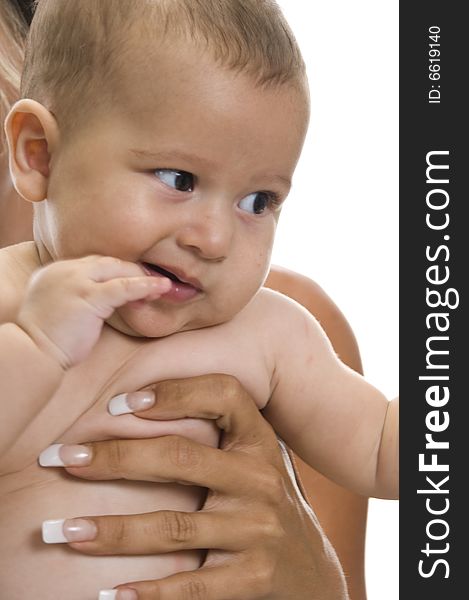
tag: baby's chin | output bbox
[106,301,216,339]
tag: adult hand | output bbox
[58,375,349,600]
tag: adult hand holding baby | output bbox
[42,374,348,600]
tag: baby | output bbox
[0,1,398,598]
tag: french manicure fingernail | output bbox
[42,518,97,543]
[99,589,138,600]
[39,444,92,467]
[99,591,117,600]
[108,391,155,416]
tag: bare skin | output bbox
[0,16,370,597]
[0,137,366,599]
[0,109,369,598]
[63,374,351,600]
[265,267,367,600]
[61,269,369,600]
[0,240,399,598]
[0,237,368,599]
[0,152,33,248]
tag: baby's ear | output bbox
[4,99,59,202]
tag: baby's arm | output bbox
[0,255,170,457]
[262,292,398,499]
[0,322,64,457]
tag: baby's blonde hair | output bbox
[21,0,306,133]
[0,1,28,156]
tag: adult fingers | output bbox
[111,564,268,600]
[129,375,280,453]
[64,508,266,555]
[63,436,260,496]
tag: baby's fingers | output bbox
[94,276,171,313]
[82,256,146,281]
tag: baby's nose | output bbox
[176,205,234,260]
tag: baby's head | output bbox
[6,0,310,337]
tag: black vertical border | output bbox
[400,2,466,596]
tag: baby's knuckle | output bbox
[31,261,64,287]
[95,255,119,267]
[118,277,133,294]
[78,284,94,303]
[167,436,202,470]
[160,511,197,544]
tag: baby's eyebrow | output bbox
[129,148,218,170]
[266,174,292,190]
[130,148,291,190]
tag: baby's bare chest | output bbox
[7,320,272,472]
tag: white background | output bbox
[274,2,399,599]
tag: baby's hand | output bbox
[17,256,171,369]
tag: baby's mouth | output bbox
[143,263,184,283]
[141,262,203,302]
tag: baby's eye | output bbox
[238,192,280,215]
[154,169,194,192]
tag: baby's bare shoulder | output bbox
[248,286,315,323]
[244,287,326,352]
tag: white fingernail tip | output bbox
[42,519,67,543]
[99,591,117,600]
[108,393,133,416]
[39,444,65,467]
